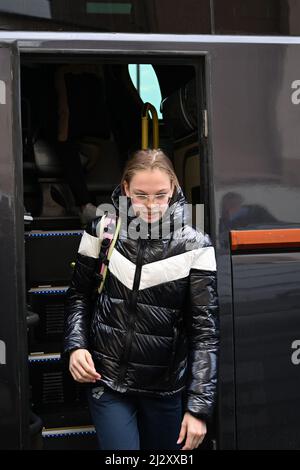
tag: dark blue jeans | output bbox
[87,384,184,450]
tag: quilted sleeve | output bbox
[63,217,102,355]
[183,233,219,422]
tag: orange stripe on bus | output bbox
[230,229,300,251]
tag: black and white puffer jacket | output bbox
[63,183,219,422]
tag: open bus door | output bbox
[0,42,29,449]
[0,36,211,450]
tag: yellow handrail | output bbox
[141,102,159,149]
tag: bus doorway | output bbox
[19,54,211,449]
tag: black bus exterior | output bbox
[0,1,300,451]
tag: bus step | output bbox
[30,215,81,231]
[42,426,97,450]
[25,230,82,287]
[27,290,68,352]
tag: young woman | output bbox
[63,148,219,451]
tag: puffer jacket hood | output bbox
[63,184,219,422]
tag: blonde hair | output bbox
[121,149,180,193]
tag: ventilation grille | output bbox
[45,302,65,336]
[42,371,64,404]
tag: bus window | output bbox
[129,64,162,119]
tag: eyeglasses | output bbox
[130,193,172,204]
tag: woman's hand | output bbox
[177,412,207,450]
[69,348,101,383]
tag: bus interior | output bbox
[21,55,212,449]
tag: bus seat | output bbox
[160,78,204,230]
[33,137,122,190]
[31,63,123,215]
[33,136,122,214]
[161,78,197,140]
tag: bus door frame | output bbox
[0,41,29,450]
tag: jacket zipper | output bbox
[117,236,147,386]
